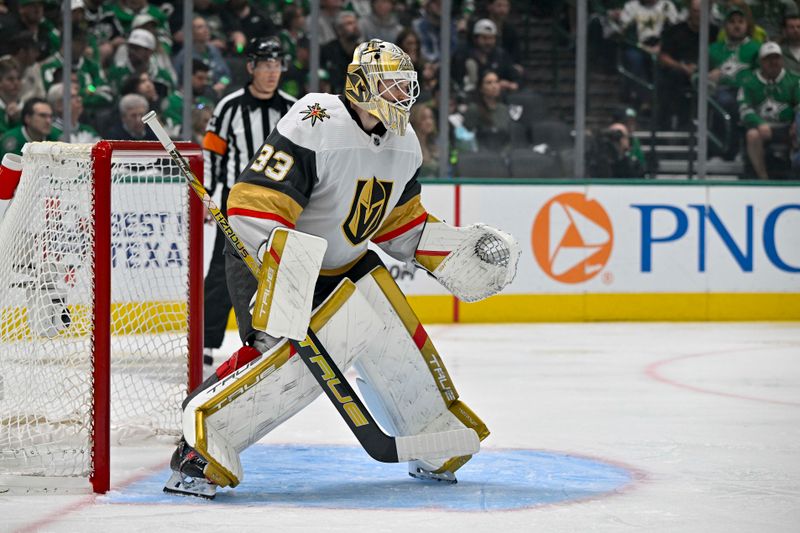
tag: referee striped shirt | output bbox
[203,84,297,191]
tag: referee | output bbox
[201,37,296,369]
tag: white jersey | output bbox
[228,92,426,271]
[620,0,680,44]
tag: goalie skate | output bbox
[408,460,457,484]
[163,439,218,499]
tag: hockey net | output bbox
[0,141,203,493]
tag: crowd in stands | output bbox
[590,0,800,178]
[0,0,532,178]
[0,0,796,179]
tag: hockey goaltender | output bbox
[163,39,520,499]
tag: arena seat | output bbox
[509,149,564,178]
[531,120,573,150]
[455,151,509,178]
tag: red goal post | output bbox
[0,141,203,494]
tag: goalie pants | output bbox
[204,187,232,349]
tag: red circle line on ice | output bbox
[532,192,613,284]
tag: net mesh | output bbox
[0,142,192,480]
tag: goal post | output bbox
[0,141,203,494]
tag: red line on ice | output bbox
[644,347,800,407]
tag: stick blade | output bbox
[394,428,480,462]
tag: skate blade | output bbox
[163,471,217,499]
[408,466,457,484]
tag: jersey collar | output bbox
[756,68,786,84]
[338,95,387,138]
[243,83,284,110]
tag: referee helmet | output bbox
[245,37,288,71]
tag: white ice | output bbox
[2,322,799,533]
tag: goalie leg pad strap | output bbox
[182,279,385,486]
[214,345,262,380]
[353,267,489,472]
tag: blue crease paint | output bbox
[105,444,633,511]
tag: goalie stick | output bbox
[142,111,479,463]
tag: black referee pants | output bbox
[203,186,233,349]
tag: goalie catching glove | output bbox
[414,220,520,302]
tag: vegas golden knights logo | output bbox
[343,177,393,245]
[345,70,369,103]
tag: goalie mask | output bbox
[345,39,420,136]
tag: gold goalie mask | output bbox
[345,39,420,136]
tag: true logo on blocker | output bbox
[532,192,613,283]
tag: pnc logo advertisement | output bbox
[532,192,613,283]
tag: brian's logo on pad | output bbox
[343,177,393,245]
[532,192,613,284]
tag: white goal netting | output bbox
[0,142,197,482]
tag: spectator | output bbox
[360,0,403,43]
[612,105,646,169]
[657,0,718,129]
[413,0,458,63]
[587,0,627,74]
[418,58,439,103]
[120,71,161,110]
[397,27,423,69]
[191,104,213,146]
[279,4,307,63]
[112,14,178,84]
[161,59,217,136]
[739,42,800,179]
[613,0,680,108]
[410,104,439,176]
[321,11,363,94]
[109,29,175,97]
[69,0,100,64]
[781,14,800,75]
[8,34,43,104]
[463,70,513,153]
[348,0,373,19]
[173,16,232,97]
[307,0,344,46]
[222,0,277,55]
[191,0,227,51]
[452,18,519,94]
[482,0,521,66]
[587,121,646,177]
[615,1,680,54]
[39,28,113,113]
[0,0,60,61]
[708,3,760,156]
[0,98,58,159]
[710,4,760,85]
[281,36,310,98]
[47,82,100,143]
[106,93,158,141]
[81,0,119,65]
[713,0,767,43]
[0,57,22,135]
[745,0,798,40]
[106,0,170,48]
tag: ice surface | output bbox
[2,322,799,533]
